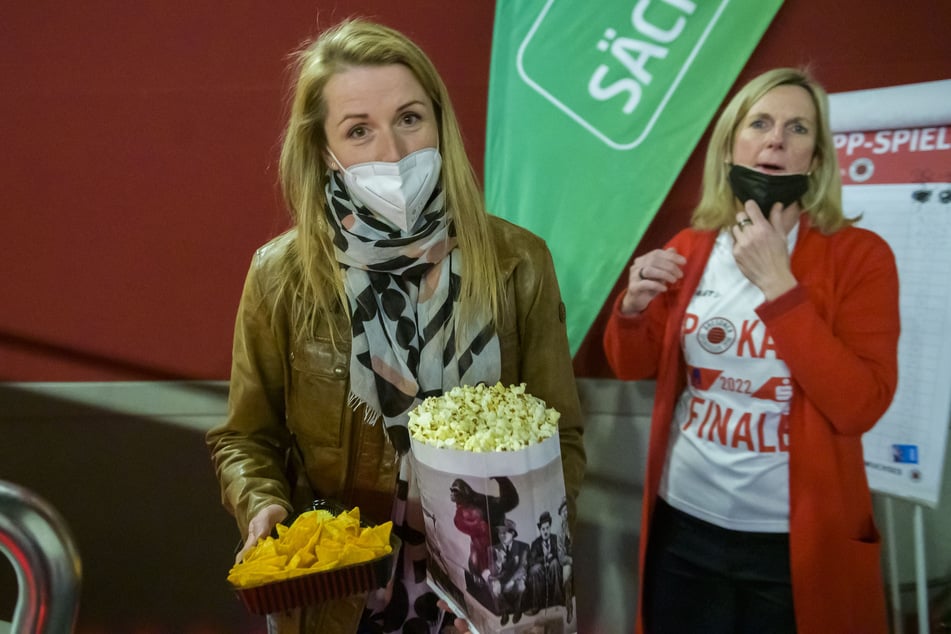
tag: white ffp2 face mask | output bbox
[329,147,442,232]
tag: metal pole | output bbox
[913,505,929,634]
[884,496,903,634]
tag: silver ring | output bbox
[638,267,648,281]
[738,218,753,228]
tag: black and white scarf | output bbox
[325,171,501,453]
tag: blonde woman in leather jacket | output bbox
[205,18,585,634]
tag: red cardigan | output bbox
[604,216,899,634]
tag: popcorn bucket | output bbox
[410,429,577,633]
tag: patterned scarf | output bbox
[325,171,501,453]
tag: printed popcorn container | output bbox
[408,383,577,634]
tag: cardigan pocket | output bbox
[840,532,887,630]
[842,527,883,592]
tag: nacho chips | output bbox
[228,507,393,588]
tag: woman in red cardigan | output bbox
[604,68,899,634]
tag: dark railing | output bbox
[0,481,81,633]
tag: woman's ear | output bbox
[324,147,341,172]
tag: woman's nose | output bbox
[766,126,785,147]
[377,130,404,163]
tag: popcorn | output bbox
[408,383,560,452]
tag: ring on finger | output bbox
[738,218,753,228]
[638,267,648,280]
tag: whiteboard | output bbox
[830,80,951,507]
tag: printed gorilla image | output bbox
[450,477,518,612]
[411,436,576,633]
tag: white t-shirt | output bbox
[659,224,799,532]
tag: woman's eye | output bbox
[750,119,767,129]
[791,123,809,134]
[400,112,422,125]
[347,126,366,138]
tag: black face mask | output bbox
[728,164,809,218]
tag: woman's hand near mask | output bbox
[731,200,799,301]
[621,248,687,315]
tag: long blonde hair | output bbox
[692,68,855,233]
[272,19,501,341]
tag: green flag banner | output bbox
[485,0,783,354]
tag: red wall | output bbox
[1,1,495,380]
[2,2,948,381]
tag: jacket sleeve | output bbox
[757,230,900,436]
[205,252,294,536]
[511,237,586,526]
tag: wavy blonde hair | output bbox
[692,68,856,233]
[271,19,501,341]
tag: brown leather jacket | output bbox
[206,215,586,632]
